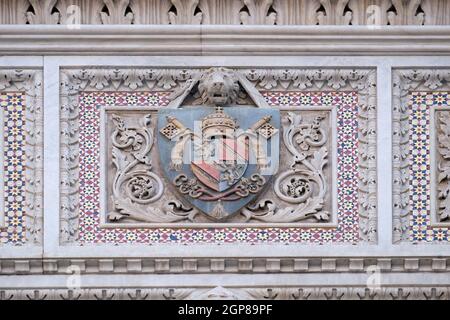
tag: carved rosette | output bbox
[1,0,446,25]
[243,113,330,223]
[108,113,196,223]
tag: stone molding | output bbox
[392,69,450,243]
[59,67,376,244]
[0,0,449,26]
[0,257,449,274]
[0,286,449,300]
[0,69,43,245]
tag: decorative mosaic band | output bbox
[0,93,26,245]
[408,92,450,242]
[77,91,359,245]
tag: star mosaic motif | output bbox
[0,93,26,245]
[408,92,450,243]
[77,91,359,245]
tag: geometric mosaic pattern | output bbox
[408,92,450,243]
[0,93,26,245]
[78,91,359,245]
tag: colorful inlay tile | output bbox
[77,91,359,245]
[409,92,450,243]
[0,93,26,245]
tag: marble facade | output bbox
[0,0,450,300]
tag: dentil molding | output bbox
[0,257,449,274]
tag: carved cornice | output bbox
[0,69,43,245]
[59,67,377,243]
[0,0,448,25]
[0,286,449,300]
[392,69,450,243]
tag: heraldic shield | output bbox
[157,106,280,221]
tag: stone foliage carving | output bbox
[0,0,449,25]
[108,113,195,223]
[60,67,376,243]
[60,68,197,241]
[244,113,330,223]
[436,111,450,222]
[0,69,43,245]
[0,286,449,300]
[393,69,450,243]
[241,69,377,242]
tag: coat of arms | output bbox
[157,68,280,220]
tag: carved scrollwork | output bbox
[436,111,450,222]
[174,174,204,198]
[0,69,43,245]
[274,113,328,206]
[124,171,163,204]
[60,67,376,242]
[174,173,266,202]
[2,0,450,26]
[109,113,196,223]
[393,69,450,242]
[235,174,266,197]
[242,112,330,223]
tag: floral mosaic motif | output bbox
[78,91,359,244]
[0,93,26,245]
[408,92,450,242]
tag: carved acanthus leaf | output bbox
[273,0,320,25]
[388,0,424,25]
[199,0,242,24]
[437,111,450,222]
[108,113,197,223]
[317,0,352,25]
[100,0,134,24]
[168,0,202,24]
[243,113,330,223]
[59,67,376,242]
[240,0,276,25]
[0,69,43,244]
[130,0,171,24]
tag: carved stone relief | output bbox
[101,68,336,225]
[60,67,376,243]
[393,69,450,244]
[436,110,450,222]
[0,69,43,245]
[0,0,448,25]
